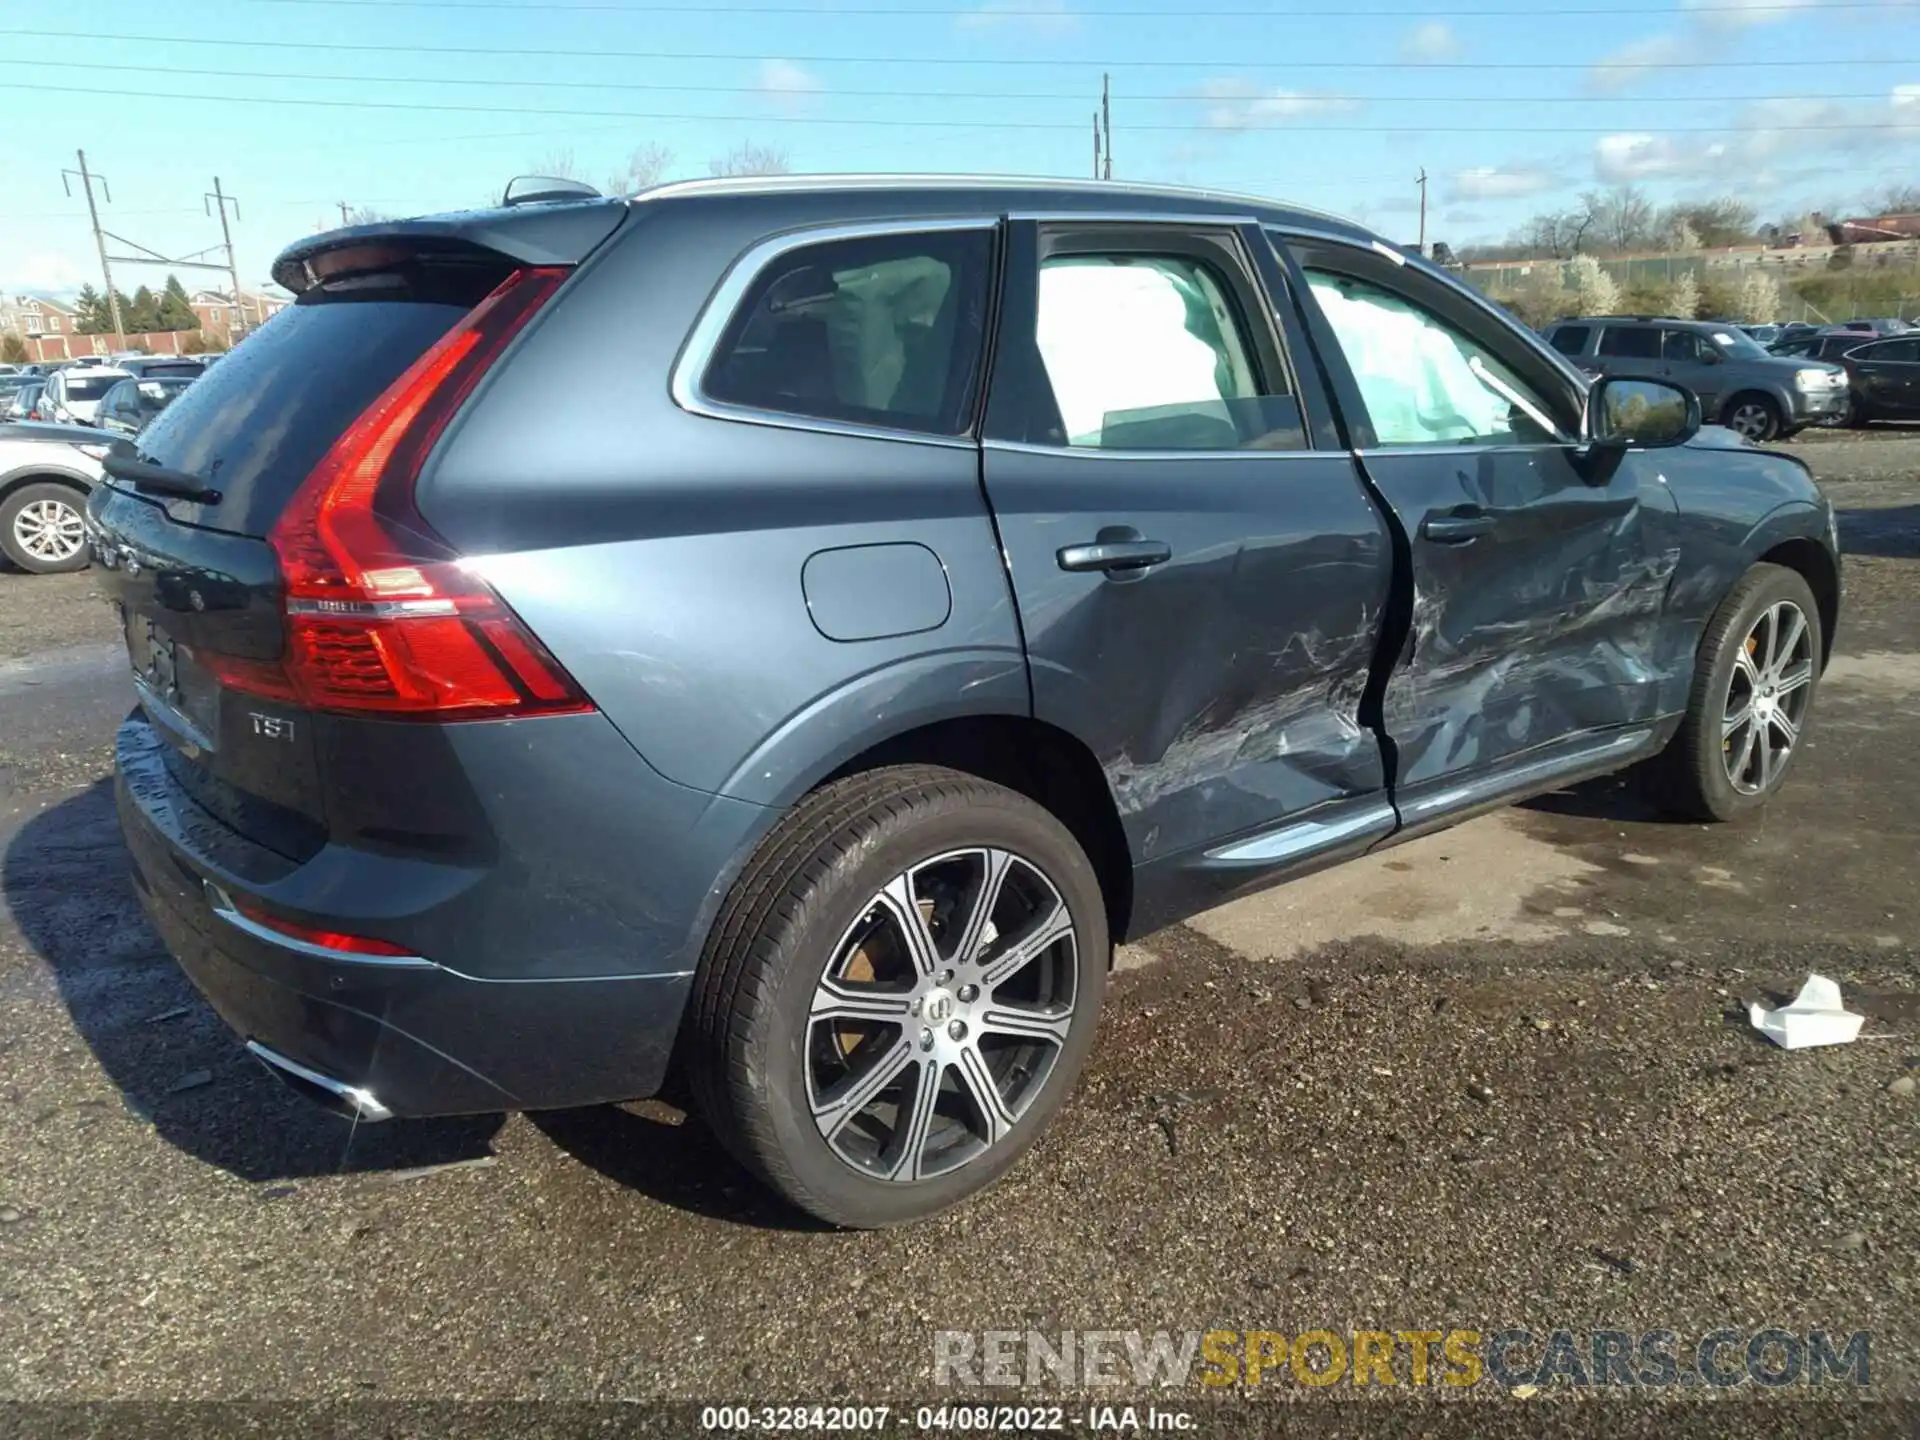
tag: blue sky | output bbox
[2,0,1917,298]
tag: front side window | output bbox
[1304,269,1565,447]
[1030,251,1301,450]
[1661,330,1708,362]
[700,228,991,437]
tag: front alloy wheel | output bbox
[1722,600,1814,795]
[809,848,1078,1184]
[1,483,91,574]
[1725,397,1780,442]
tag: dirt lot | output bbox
[0,433,1916,1430]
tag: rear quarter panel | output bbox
[418,198,1027,809]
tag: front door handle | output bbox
[1421,513,1495,544]
[1057,538,1173,574]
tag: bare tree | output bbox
[1582,184,1656,254]
[1871,184,1920,215]
[606,142,675,196]
[342,206,393,226]
[530,148,587,182]
[708,141,793,178]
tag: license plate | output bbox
[127,614,220,751]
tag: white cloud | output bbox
[1441,208,1488,225]
[1683,0,1820,30]
[757,59,823,113]
[1374,195,1422,214]
[1450,164,1561,200]
[1586,32,1690,92]
[1399,21,1459,60]
[955,0,1078,34]
[1593,132,1731,182]
[1895,83,1920,110]
[1198,79,1360,130]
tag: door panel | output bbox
[1278,238,1678,803]
[979,220,1393,875]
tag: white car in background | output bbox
[39,365,131,426]
[0,421,110,573]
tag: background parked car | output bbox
[39,365,131,426]
[0,420,109,573]
[114,356,206,381]
[1741,323,1782,346]
[95,376,194,437]
[1543,314,1848,440]
[1828,334,1920,427]
[6,381,48,422]
[1770,328,1879,362]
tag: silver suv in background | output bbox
[0,421,109,572]
[1543,316,1848,441]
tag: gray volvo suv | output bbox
[90,177,1840,1227]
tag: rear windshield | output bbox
[136,363,204,378]
[132,260,505,536]
[65,375,125,400]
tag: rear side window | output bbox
[132,258,508,537]
[1854,338,1920,362]
[1598,326,1661,359]
[700,228,992,437]
[1548,325,1590,356]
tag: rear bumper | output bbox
[115,712,765,1117]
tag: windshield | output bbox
[1707,330,1771,361]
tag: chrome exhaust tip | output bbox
[245,1041,393,1123]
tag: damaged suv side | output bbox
[96,179,1839,1229]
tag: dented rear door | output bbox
[1274,233,1678,813]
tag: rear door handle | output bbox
[1057,539,1173,574]
[1421,513,1495,544]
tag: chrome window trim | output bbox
[670,216,997,449]
[1011,210,1263,228]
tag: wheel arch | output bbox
[0,464,94,505]
[820,716,1135,947]
[1758,536,1840,669]
[1718,386,1788,428]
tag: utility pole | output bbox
[1416,167,1428,257]
[1101,74,1112,180]
[338,201,350,226]
[63,150,125,339]
[206,178,245,339]
[1092,111,1103,180]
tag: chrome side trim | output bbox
[1400,728,1653,823]
[205,882,435,970]
[132,675,216,756]
[245,1041,393,1123]
[1205,799,1398,866]
[669,215,996,449]
[984,439,1326,464]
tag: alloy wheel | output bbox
[12,497,85,564]
[1723,599,1814,795]
[1726,401,1775,441]
[807,848,1078,1184]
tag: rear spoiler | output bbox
[272,199,628,294]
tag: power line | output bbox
[1,58,1902,104]
[12,80,1918,130]
[14,27,1919,67]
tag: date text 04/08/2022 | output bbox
[700,1405,1197,1432]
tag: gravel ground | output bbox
[0,436,1916,1432]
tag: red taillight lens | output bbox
[230,894,417,958]
[226,265,590,720]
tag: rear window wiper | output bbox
[102,452,223,504]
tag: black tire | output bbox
[1844,395,1871,429]
[1643,563,1823,822]
[0,481,91,574]
[684,765,1109,1228]
[1722,392,1782,443]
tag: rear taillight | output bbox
[229,892,417,958]
[222,266,589,720]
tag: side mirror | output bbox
[1588,377,1701,449]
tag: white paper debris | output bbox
[1748,974,1865,1050]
